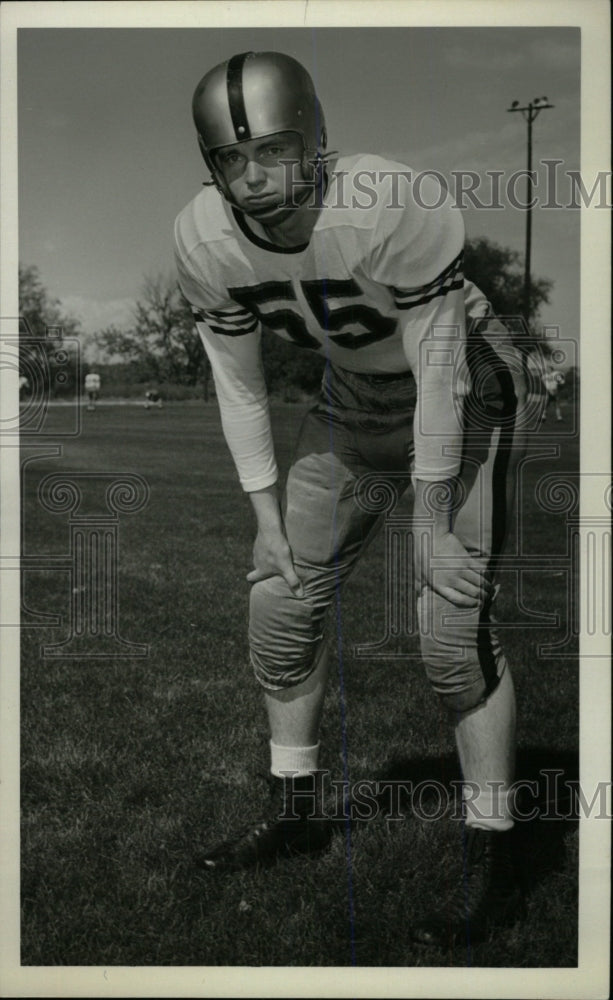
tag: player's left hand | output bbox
[414,529,494,608]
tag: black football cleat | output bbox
[412,826,523,948]
[196,774,332,873]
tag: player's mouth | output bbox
[243,195,280,210]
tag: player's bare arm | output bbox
[246,485,304,598]
[412,477,493,608]
[404,268,492,607]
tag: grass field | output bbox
[20,397,579,967]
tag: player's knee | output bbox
[424,653,501,713]
[418,597,504,713]
[248,577,324,690]
[420,626,506,712]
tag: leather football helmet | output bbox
[192,51,327,199]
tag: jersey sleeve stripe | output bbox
[192,307,258,335]
[198,319,259,337]
[393,274,464,311]
[392,249,464,309]
[205,306,254,319]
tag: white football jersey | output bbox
[175,154,483,491]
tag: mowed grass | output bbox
[20,398,579,967]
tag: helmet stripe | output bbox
[226,52,252,142]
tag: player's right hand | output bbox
[247,527,305,598]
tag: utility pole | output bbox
[507,97,554,329]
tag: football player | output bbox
[541,362,565,421]
[84,371,101,411]
[144,387,164,410]
[175,51,528,946]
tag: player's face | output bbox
[213,131,306,222]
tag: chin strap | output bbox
[315,150,338,164]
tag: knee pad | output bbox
[418,588,505,713]
[248,576,326,690]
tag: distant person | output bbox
[84,372,101,411]
[144,388,164,410]
[19,374,30,400]
[541,363,565,422]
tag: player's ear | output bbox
[197,134,208,164]
[198,134,224,192]
[301,125,328,182]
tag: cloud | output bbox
[62,294,134,333]
[442,33,580,75]
[443,45,525,72]
[61,295,135,360]
[527,37,581,72]
[399,97,579,179]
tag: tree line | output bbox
[19,237,561,402]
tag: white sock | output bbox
[270,740,319,779]
[463,784,515,832]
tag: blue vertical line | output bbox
[327,351,357,969]
[310,28,357,969]
[461,822,473,967]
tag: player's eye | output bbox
[259,145,286,160]
[217,149,244,168]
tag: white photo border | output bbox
[1,1,610,997]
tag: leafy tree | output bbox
[464,236,553,323]
[95,274,211,396]
[464,236,553,345]
[464,236,555,373]
[19,264,81,398]
[19,264,81,339]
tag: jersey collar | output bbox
[231,206,310,255]
[229,166,334,255]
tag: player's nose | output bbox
[244,158,266,187]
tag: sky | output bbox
[16,24,582,356]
